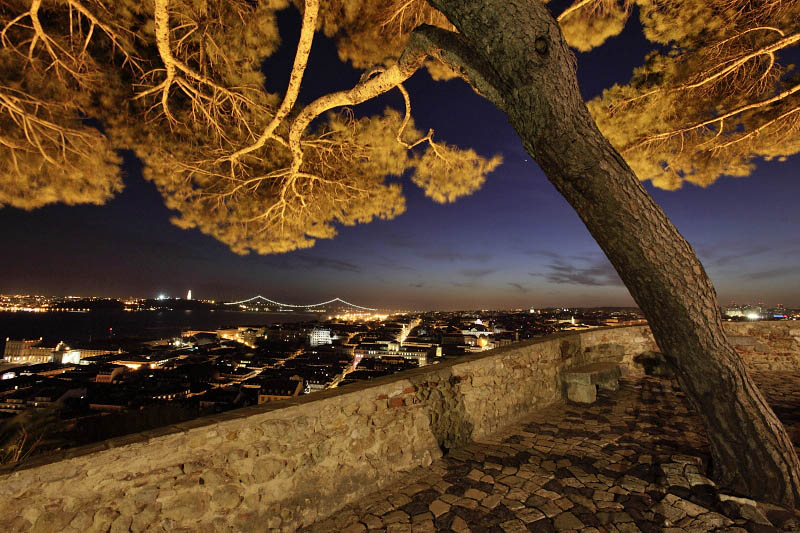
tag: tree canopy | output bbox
[574,0,800,189]
[1,0,798,252]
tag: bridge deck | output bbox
[224,295,376,310]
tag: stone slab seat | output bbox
[561,362,622,404]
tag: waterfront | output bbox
[0,310,320,351]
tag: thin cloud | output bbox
[520,249,561,259]
[695,240,800,267]
[460,268,497,278]
[266,254,360,273]
[508,282,530,293]
[696,243,772,267]
[419,250,490,263]
[740,266,798,281]
[530,253,622,287]
[372,256,417,272]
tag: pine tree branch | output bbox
[609,29,798,115]
[394,81,433,148]
[63,0,141,72]
[287,24,502,176]
[0,86,96,166]
[226,0,320,161]
[684,31,799,92]
[713,105,800,151]
[557,0,597,22]
[143,0,258,136]
[624,81,800,152]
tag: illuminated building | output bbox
[210,327,264,348]
[111,355,158,371]
[4,339,114,364]
[354,341,441,367]
[96,366,127,383]
[187,289,192,300]
[257,377,304,403]
[53,342,82,364]
[461,323,491,338]
[3,339,52,364]
[0,384,85,414]
[724,304,766,320]
[309,328,332,347]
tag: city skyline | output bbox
[1,5,799,309]
[0,291,793,314]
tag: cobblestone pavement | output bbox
[306,372,800,533]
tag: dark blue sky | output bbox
[1,5,798,309]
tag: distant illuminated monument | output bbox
[187,289,192,300]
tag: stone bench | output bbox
[561,362,622,403]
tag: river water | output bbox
[0,310,320,351]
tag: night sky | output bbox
[1,5,798,310]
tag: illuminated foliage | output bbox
[0,0,124,209]
[560,0,800,189]
[558,0,634,52]
[312,0,458,79]
[4,0,798,251]
[411,144,502,204]
[144,109,414,255]
[0,0,497,253]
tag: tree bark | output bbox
[428,0,800,507]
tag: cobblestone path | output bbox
[306,373,800,532]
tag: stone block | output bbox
[562,363,622,386]
[584,343,626,362]
[566,383,596,404]
[727,335,757,347]
[561,363,621,403]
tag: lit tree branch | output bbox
[609,29,798,116]
[714,105,800,151]
[0,86,97,166]
[287,40,428,175]
[226,0,320,161]
[683,31,799,92]
[63,0,141,72]
[394,81,433,148]
[288,23,502,176]
[557,0,598,22]
[624,80,800,152]
[27,0,84,81]
[139,0,260,139]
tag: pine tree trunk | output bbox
[429,0,800,507]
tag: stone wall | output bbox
[722,321,800,372]
[0,323,795,532]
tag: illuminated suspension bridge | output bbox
[223,296,377,311]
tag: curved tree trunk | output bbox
[428,0,800,507]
